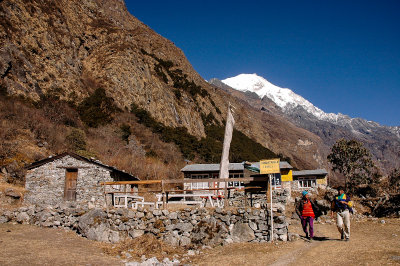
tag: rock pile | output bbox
[0,203,289,246]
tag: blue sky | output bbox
[126,1,400,126]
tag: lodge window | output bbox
[191,174,209,189]
[298,177,317,188]
[228,173,244,188]
[272,174,282,189]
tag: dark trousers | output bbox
[301,216,314,238]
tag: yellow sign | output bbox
[281,169,293,181]
[260,159,280,174]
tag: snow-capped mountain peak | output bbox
[221,73,337,121]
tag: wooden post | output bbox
[104,180,109,214]
[224,180,228,208]
[269,174,274,242]
[162,180,166,209]
[124,184,127,208]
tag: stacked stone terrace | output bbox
[0,202,289,246]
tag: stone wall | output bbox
[25,156,113,207]
[0,204,289,246]
[228,189,290,208]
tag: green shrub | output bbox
[120,123,131,144]
[77,88,119,127]
[0,84,8,96]
[154,63,168,83]
[141,49,210,100]
[66,128,87,152]
[145,149,158,158]
[130,102,277,162]
[173,89,182,100]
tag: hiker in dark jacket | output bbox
[296,191,320,240]
[331,186,352,241]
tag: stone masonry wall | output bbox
[228,189,291,208]
[0,203,289,247]
[25,156,113,207]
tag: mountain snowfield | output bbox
[221,73,400,137]
[222,73,340,121]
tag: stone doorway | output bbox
[64,168,78,201]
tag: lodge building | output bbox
[181,161,327,191]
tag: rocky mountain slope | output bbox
[211,74,400,173]
[0,0,332,175]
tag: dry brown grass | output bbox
[103,234,185,261]
[0,180,26,209]
[0,181,26,193]
[0,223,123,265]
[0,96,187,184]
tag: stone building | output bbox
[25,152,138,207]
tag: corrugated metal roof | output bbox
[181,163,244,172]
[293,169,328,176]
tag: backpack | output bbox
[336,193,354,213]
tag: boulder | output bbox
[0,216,9,224]
[175,222,193,232]
[163,234,180,247]
[249,221,257,231]
[231,222,255,242]
[278,233,288,241]
[274,216,285,223]
[180,236,191,246]
[109,230,120,243]
[16,212,30,224]
[168,212,178,220]
[129,229,145,238]
[78,209,111,242]
[5,188,21,199]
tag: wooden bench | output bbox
[113,194,144,208]
[156,193,216,208]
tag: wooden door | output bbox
[64,168,78,201]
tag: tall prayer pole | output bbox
[219,104,235,207]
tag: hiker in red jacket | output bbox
[296,190,320,240]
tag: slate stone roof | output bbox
[25,152,139,180]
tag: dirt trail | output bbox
[189,218,400,265]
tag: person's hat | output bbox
[302,191,308,196]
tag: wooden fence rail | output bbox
[100,176,270,186]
